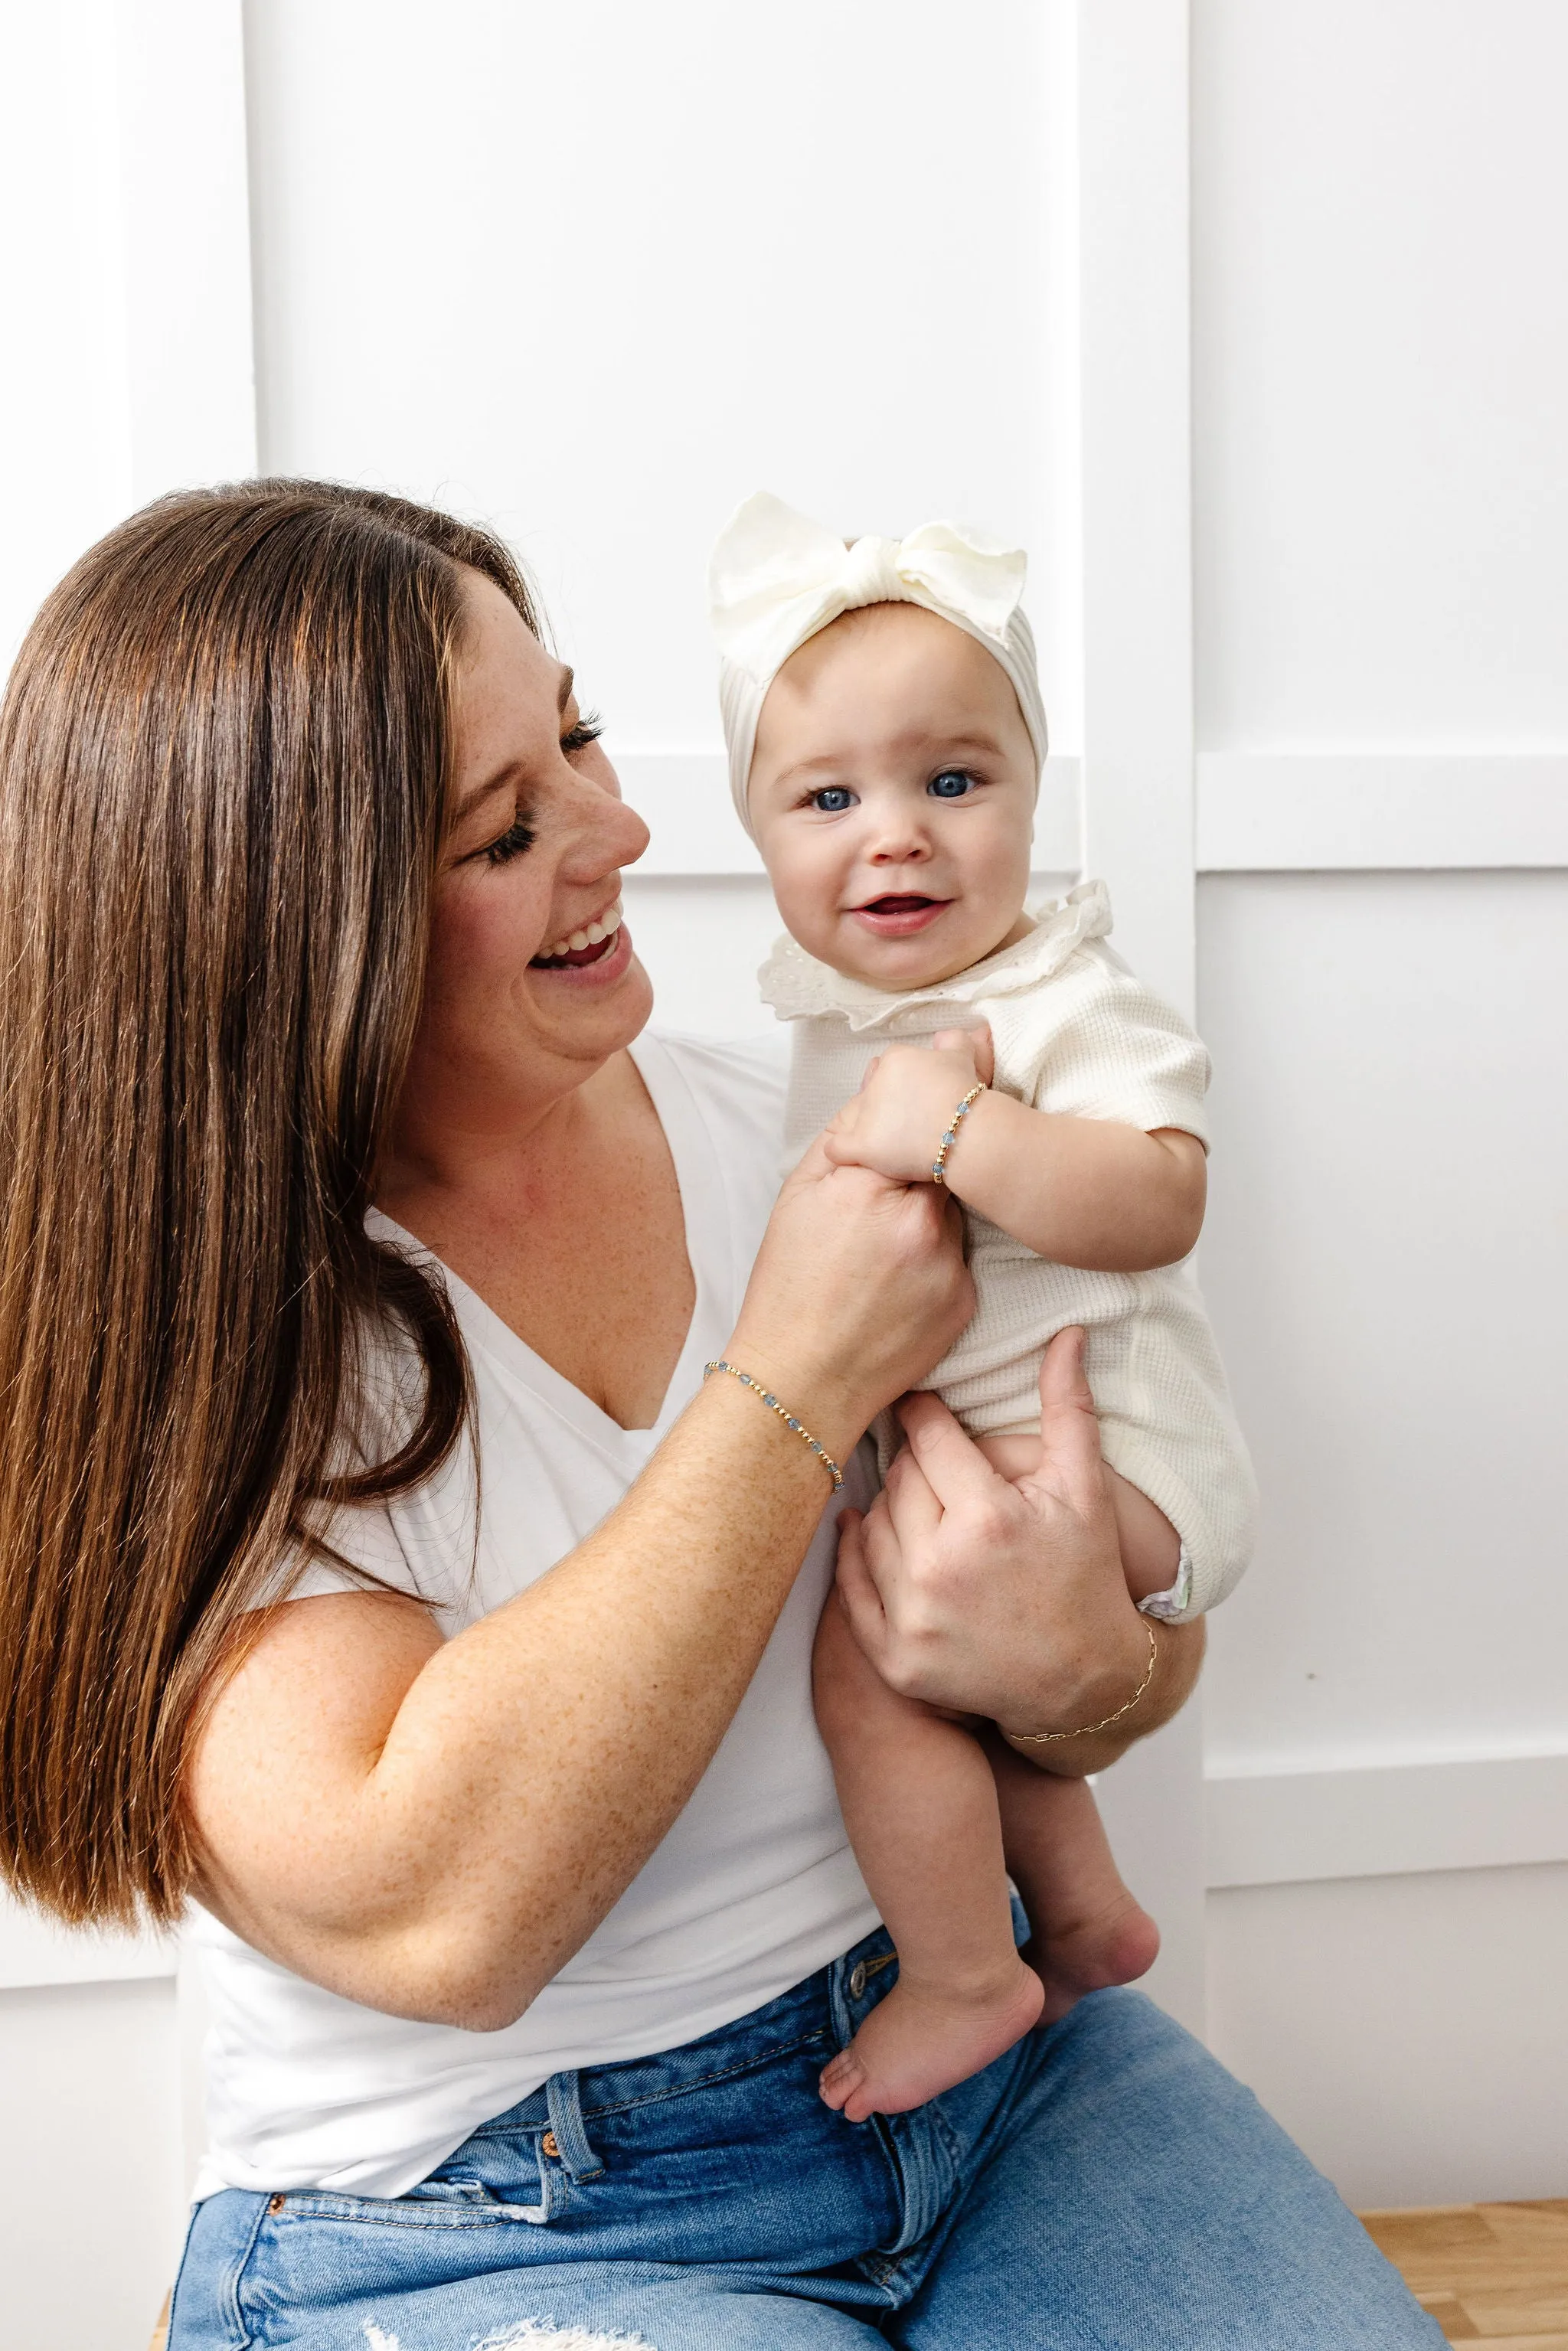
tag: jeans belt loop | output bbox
[544,2069,605,2183]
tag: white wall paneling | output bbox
[0,8,256,2334]
[1072,0,1207,2039]
[1196,870,1568,1773]
[1208,1863,1568,2209]
[1207,1751,1568,1893]
[1190,0,1568,2203]
[0,0,255,671]
[1197,754,1568,872]
[114,0,256,505]
[0,1901,174,1993]
[243,0,1083,759]
[0,1978,185,2351]
[1191,0,1568,749]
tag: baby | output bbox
[709,491,1258,2123]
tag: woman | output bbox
[0,484,1438,2348]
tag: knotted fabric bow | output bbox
[707,491,1049,838]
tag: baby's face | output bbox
[749,603,1037,991]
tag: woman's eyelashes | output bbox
[479,713,603,865]
[561,710,603,755]
[483,808,537,865]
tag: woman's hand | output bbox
[726,1135,975,1464]
[822,1027,996,1185]
[833,1328,1202,1768]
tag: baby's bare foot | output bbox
[818,1957,1045,2124]
[1028,1886,1161,2025]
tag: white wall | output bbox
[243,0,1084,759]
[1191,0,1568,2202]
[0,1980,183,2351]
[0,8,253,2343]
[2,6,1566,2335]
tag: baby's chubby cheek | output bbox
[764,848,848,966]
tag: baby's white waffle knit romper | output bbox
[760,880,1257,1621]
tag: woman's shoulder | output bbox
[634,1030,790,1152]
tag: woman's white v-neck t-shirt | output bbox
[186,1034,878,2202]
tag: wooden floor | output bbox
[146,2202,1568,2349]
[1362,2202,1568,2346]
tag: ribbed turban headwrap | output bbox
[707,490,1049,839]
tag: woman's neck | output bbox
[377,1049,697,1432]
[379,1053,618,1232]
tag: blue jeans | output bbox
[170,1922,1442,2349]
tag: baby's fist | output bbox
[823,1030,992,1184]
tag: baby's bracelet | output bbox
[1004,1621,1158,1745]
[702,1360,844,1491]
[931,1082,986,1187]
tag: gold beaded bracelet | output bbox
[931,1082,986,1186]
[703,1360,844,1491]
[1004,1620,1158,1744]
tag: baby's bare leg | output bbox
[975,1432,1166,2008]
[812,1592,1044,2124]
[985,1732,1161,2020]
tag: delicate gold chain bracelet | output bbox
[703,1360,844,1491]
[1004,1621,1158,1744]
[931,1083,985,1186]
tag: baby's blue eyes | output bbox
[806,770,979,815]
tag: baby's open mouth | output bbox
[852,894,952,936]
[530,898,624,969]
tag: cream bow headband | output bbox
[708,490,1049,838]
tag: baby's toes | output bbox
[818,2046,867,2114]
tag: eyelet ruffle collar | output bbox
[758,878,1112,1031]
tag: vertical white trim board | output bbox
[1076,0,1196,1020]
[1073,0,1206,2037]
[113,0,257,500]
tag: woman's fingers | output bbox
[1024,1327,1109,1515]
[892,1389,1008,1512]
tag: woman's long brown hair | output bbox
[0,481,540,1928]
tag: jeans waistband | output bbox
[475,1917,901,2145]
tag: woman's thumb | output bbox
[1034,1327,1105,1502]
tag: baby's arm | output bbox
[823,1037,1205,1272]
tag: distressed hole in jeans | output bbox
[363,2324,655,2350]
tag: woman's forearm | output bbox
[193,1375,850,2029]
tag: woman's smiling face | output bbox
[747,602,1038,992]
[409,573,653,1118]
